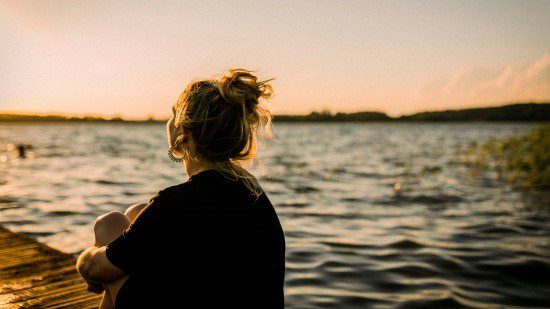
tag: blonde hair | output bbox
[173,68,274,197]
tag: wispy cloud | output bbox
[411,54,550,111]
[470,55,550,97]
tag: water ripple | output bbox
[0,122,548,308]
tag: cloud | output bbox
[412,54,550,109]
[470,55,550,97]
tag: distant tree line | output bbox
[397,103,549,121]
[273,111,391,122]
[1,102,548,123]
[274,103,549,122]
[0,114,154,123]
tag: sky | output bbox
[1,0,549,119]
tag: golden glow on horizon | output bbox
[1,1,549,119]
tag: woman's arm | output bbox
[79,191,164,284]
[77,246,125,283]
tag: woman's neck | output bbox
[184,159,213,178]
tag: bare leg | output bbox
[99,291,114,309]
[93,203,148,308]
[124,203,148,223]
[94,211,130,246]
[94,211,131,308]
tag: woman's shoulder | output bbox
[156,181,198,199]
[157,170,267,205]
[155,171,225,200]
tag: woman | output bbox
[76,69,285,308]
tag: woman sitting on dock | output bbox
[76,69,286,308]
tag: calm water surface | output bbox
[0,123,548,308]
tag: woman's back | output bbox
[76,69,284,308]
[106,169,285,308]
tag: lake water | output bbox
[0,122,548,308]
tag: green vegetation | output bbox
[465,125,550,190]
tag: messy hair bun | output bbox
[174,68,275,196]
[218,69,273,115]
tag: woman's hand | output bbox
[76,246,125,283]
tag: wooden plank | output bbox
[0,227,101,308]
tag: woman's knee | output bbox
[94,211,131,246]
[94,211,129,232]
[124,203,148,222]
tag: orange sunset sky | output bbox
[1,0,549,119]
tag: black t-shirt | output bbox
[106,169,286,308]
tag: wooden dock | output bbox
[0,226,101,308]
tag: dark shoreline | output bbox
[1,102,548,123]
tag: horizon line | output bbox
[1,100,548,121]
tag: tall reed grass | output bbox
[465,125,549,190]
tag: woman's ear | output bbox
[175,128,193,150]
[174,134,185,149]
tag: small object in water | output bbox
[17,144,26,158]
